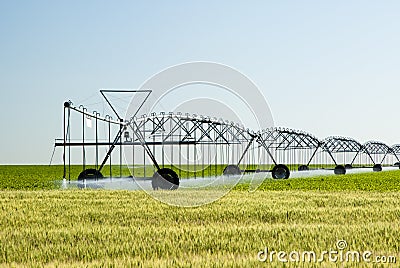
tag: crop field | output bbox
[0,166,399,267]
[2,165,399,190]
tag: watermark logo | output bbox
[257,240,397,264]
[336,239,348,250]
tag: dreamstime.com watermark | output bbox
[257,240,397,264]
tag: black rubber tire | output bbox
[78,169,103,180]
[298,165,309,171]
[152,168,179,190]
[345,164,353,169]
[223,165,241,176]
[272,164,290,179]
[77,169,103,189]
[394,162,400,167]
[334,165,346,175]
[373,164,382,172]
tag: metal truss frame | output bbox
[392,144,400,155]
[256,127,323,166]
[55,90,400,181]
[363,141,400,164]
[322,136,373,165]
[132,112,254,146]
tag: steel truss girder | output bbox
[132,113,254,145]
[363,141,400,164]
[322,136,363,153]
[258,127,322,150]
[255,127,323,166]
[322,137,377,165]
[363,141,392,155]
[392,144,400,155]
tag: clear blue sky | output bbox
[1,1,400,164]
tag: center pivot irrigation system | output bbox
[54,90,400,190]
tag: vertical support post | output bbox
[179,121,181,178]
[132,117,135,177]
[160,113,164,169]
[208,132,211,177]
[120,119,123,178]
[202,142,205,178]
[194,124,196,179]
[143,120,146,177]
[106,115,112,178]
[68,107,71,181]
[187,140,189,179]
[132,119,136,177]
[153,118,156,175]
[94,111,99,171]
[79,105,86,172]
[170,116,173,173]
[63,104,66,179]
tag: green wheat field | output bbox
[0,165,399,267]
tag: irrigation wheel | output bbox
[272,164,290,179]
[373,164,382,172]
[78,169,104,180]
[152,168,180,190]
[223,165,241,176]
[298,165,309,171]
[345,164,353,169]
[77,169,104,189]
[334,165,346,175]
